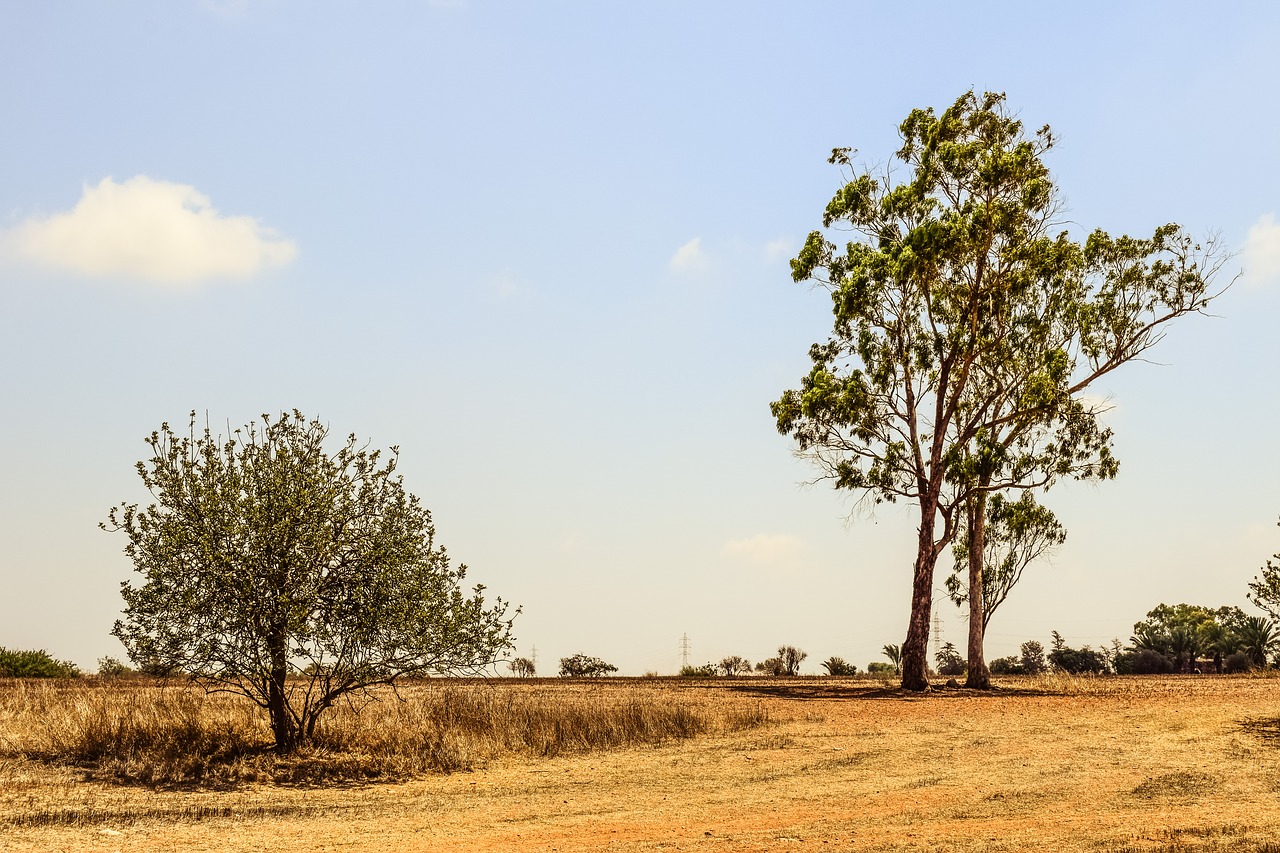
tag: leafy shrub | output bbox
[1048,633,1107,674]
[1130,648,1175,675]
[0,647,80,678]
[558,654,618,678]
[679,663,716,677]
[866,661,894,675]
[821,656,858,676]
[755,657,785,676]
[96,656,135,677]
[988,656,1024,675]
[1225,652,1252,674]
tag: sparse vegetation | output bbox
[679,663,716,677]
[509,657,536,677]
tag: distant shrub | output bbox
[1020,640,1048,675]
[821,656,858,676]
[755,657,785,676]
[719,656,752,677]
[1225,652,1252,674]
[558,654,618,678]
[509,657,536,678]
[1048,633,1106,674]
[679,663,716,677]
[0,647,80,679]
[866,661,894,675]
[96,656,135,678]
[1130,649,1175,675]
[988,656,1025,676]
[757,645,806,676]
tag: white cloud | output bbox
[1244,213,1280,289]
[764,237,793,261]
[487,268,536,303]
[668,236,707,273]
[5,176,297,287]
[721,533,805,566]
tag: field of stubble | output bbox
[5,675,1280,853]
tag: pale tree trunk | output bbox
[901,492,941,691]
[965,487,991,689]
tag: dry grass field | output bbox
[5,674,1280,852]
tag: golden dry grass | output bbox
[5,675,1280,852]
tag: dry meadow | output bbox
[4,675,1280,852]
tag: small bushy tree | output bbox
[867,661,895,676]
[106,411,515,753]
[1020,640,1047,675]
[935,642,966,677]
[96,656,134,677]
[0,648,80,678]
[719,655,752,677]
[509,657,536,678]
[558,654,617,678]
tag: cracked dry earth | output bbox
[6,676,1280,852]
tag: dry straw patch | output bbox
[0,677,768,788]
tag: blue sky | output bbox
[2,2,1278,674]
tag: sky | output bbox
[1,2,1278,676]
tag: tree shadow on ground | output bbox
[714,679,1059,701]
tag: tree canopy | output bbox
[773,90,1226,690]
[106,411,515,753]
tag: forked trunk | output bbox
[965,490,991,689]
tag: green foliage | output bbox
[946,492,1065,629]
[934,642,966,677]
[866,661,895,675]
[96,656,134,677]
[0,648,80,678]
[1248,517,1280,621]
[1048,632,1106,674]
[881,643,902,675]
[1237,616,1278,669]
[821,656,858,676]
[679,663,716,677]
[1130,649,1175,675]
[558,654,617,678]
[105,411,515,753]
[718,655,752,677]
[1020,640,1048,675]
[509,657,536,678]
[987,656,1024,676]
[1131,603,1245,673]
[773,90,1225,691]
[1225,652,1252,674]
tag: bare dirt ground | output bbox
[6,675,1280,852]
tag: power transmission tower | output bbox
[680,633,690,669]
[531,645,538,670]
[932,611,943,654]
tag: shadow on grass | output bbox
[709,678,1068,701]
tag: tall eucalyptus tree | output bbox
[773,90,1227,690]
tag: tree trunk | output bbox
[267,634,297,753]
[966,489,992,689]
[901,495,941,692]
